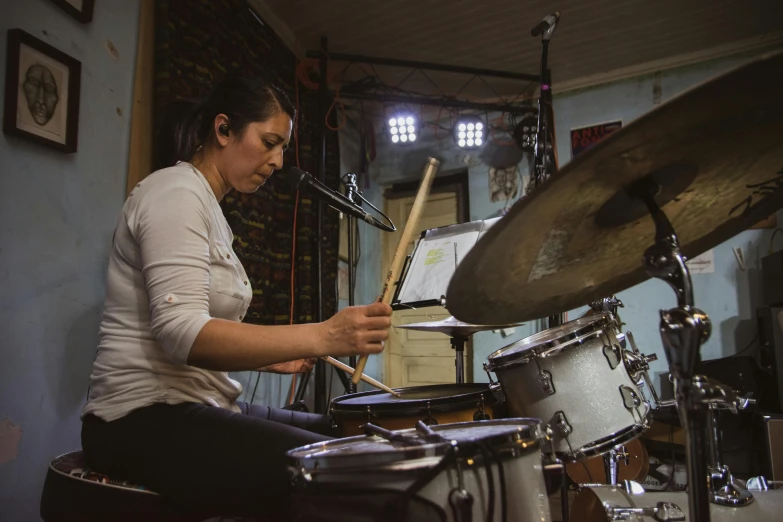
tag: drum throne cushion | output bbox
[40,450,208,522]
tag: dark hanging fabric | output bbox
[154,0,340,325]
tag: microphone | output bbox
[279,167,395,232]
[531,11,560,37]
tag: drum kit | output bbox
[285,50,783,521]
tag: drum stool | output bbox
[40,450,207,522]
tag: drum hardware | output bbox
[604,501,686,522]
[447,452,474,522]
[605,446,631,486]
[450,335,469,384]
[746,476,783,490]
[473,396,491,421]
[620,386,642,411]
[550,411,573,439]
[425,401,438,426]
[633,186,717,522]
[483,363,506,403]
[536,363,556,395]
[698,376,756,507]
[604,344,622,370]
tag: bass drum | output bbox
[573,484,783,521]
[330,383,500,436]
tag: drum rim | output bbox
[329,383,495,416]
[486,314,611,370]
[287,418,545,476]
[572,423,648,460]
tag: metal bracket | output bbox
[549,411,572,438]
[423,401,438,426]
[607,502,685,522]
[484,362,506,403]
[604,344,621,369]
[620,385,642,410]
[534,358,556,395]
[539,370,555,395]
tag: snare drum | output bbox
[486,314,649,459]
[288,419,552,522]
[573,484,783,521]
[330,384,499,436]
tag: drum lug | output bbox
[538,369,555,395]
[473,396,491,421]
[484,362,506,403]
[603,344,622,369]
[423,401,438,426]
[620,385,642,410]
[489,381,505,403]
[549,411,572,438]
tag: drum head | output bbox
[330,383,492,415]
[288,418,543,475]
[487,314,609,370]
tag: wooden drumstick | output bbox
[320,356,400,397]
[352,157,441,384]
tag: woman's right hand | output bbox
[320,302,392,358]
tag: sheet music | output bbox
[396,218,501,305]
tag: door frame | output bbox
[381,169,471,384]
[383,170,470,224]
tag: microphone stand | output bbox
[344,173,360,394]
[529,14,558,194]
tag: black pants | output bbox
[81,402,334,519]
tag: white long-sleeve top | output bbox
[83,162,252,422]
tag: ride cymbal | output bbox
[447,51,783,324]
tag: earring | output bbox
[218,123,230,137]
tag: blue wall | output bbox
[0,1,140,519]
[359,47,782,386]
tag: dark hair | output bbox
[155,77,295,170]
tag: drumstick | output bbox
[352,157,441,384]
[320,356,400,397]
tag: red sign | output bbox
[570,121,622,158]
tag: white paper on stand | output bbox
[396,218,501,305]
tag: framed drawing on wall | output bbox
[3,29,82,153]
[49,0,94,23]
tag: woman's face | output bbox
[220,111,292,193]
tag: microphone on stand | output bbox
[530,11,560,37]
[278,167,395,232]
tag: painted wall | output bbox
[356,47,782,387]
[0,1,140,519]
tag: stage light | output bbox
[388,112,418,145]
[453,115,485,149]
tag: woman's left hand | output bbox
[259,358,317,374]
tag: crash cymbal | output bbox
[396,316,523,337]
[447,50,783,325]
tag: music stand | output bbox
[391,218,503,383]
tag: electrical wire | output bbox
[728,333,758,358]
[769,228,783,254]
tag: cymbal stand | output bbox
[699,377,755,506]
[450,335,468,384]
[635,181,741,522]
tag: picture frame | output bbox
[49,0,94,23]
[3,29,81,153]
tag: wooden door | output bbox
[382,192,463,387]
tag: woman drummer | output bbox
[80,77,392,519]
